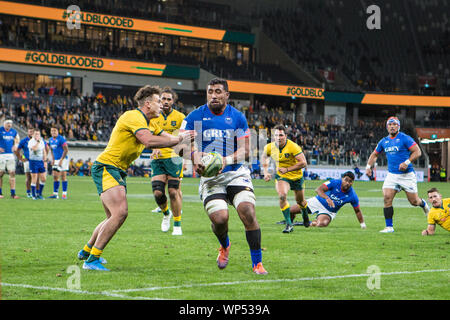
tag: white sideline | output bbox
[0,283,165,300]
[2,269,449,298]
[108,268,450,293]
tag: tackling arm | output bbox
[135,129,185,149]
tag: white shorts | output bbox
[199,166,254,206]
[0,154,16,172]
[23,160,30,173]
[382,171,418,194]
[53,158,69,172]
[307,197,336,220]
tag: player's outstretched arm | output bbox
[353,207,366,229]
[421,224,436,236]
[135,129,188,149]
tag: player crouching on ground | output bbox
[290,171,366,228]
[422,188,450,236]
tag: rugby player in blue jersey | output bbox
[0,120,20,199]
[180,78,267,275]
[48,126,69,199]
[289,171,366,228]
[366,117,429,233]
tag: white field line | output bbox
[108,269,450,293]
[3,269,448,299]
[0,282,166,300]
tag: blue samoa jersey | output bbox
[316,179,360,213]
[375,132,416,174]
[18,136,31,160]
[0,126,18,154]
[182,104,250,173]
[48,135,68,160]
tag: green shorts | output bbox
[151,157,183,178]
[91,161,127,195]
[275,175,305,191]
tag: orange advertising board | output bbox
[227,80,325,100]
[0,1,226,40]
[0,48,166,76]
[362,93,450,107]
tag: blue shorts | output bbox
[29,160,46,174]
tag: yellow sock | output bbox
[162,204,169,215]
[90,246,103,258]
[173,214,181,227]
[83,244,92,253]
[281,203,290,211]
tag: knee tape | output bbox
[204,199,228,215]
[152,181,167,205]
[233,190,256,209]
[168,179,180,190]
[152,180,166,193]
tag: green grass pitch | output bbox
[0,175,449,300]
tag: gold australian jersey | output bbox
[427,198,450,231]
[264,139,304,181]
[96,109,163,171]
[150,109,185,159]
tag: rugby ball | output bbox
[201,152,223,177]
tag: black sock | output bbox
[245,229,261,251]
[383,206,394,227]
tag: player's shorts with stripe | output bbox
[0,153,16,172]
[29,160,46,174]
[91,161,127,195]
[199,165,254,206]
[52,158,69,172]
[382,171,418,193]
[306,196,336,220]
[275,174,304,190]
[23,160,30,173]
[150,157,183,178]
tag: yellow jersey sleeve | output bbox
[149,121,163,136]
[290,142,303,157]
[427,210,438,225]
[120,110,150,135]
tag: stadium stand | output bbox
[261,0,450,95]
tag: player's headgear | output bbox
[386,116,400,130]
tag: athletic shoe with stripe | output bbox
[161,210,172,232]
[217,243,230,269]
[77,250,108,264]
[83,259,109,271]
[379,227,394,233]
[253,262,268,275]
